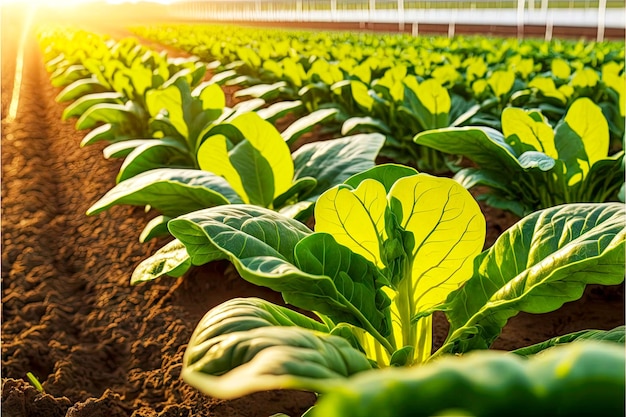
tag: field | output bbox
[1,2,625,417]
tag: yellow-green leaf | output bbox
[488,70,515,97]
[389,174,485,313]
[229,112,294,199]
[416,79,451,117]
[528,77,567,103]
[570,69,599,89]
[502,108,557,158]
[197,134,248,202]
[562,98,609,174]
[198,83,226,112]
[551,58,571,80]
[314,179,387,268]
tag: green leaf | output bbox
[182,298,371,399]
[293,233,390,335]
[234,82,287,100]
[62,92,125,120]
[139,215,172,243]
[502,107,557,158]
[414,127,519,173]
[488,70,515,97]
[116,138,193,182]
[517,151,555,171]
[440,203,625,354]
[131,239,193,285]
[55,77,108,102]
[311,341,626,417]
[512,326,625,356]
[80,124,117,147]
[198,112,294,205]
[228,140,275,207]
[146,82,187,136]
[292,134,385,201]
[350,81,375,111]
[168,205,312,267]
[103,139,155,159]
[344,164,418,193]
[75,102,142,131]
[281,108,339,146]
[385,174,486,362]
[87,168,243,217]
[256,100,303,123]
[341,117,391,136]
[555,98,609,185]
[169,205,390,335]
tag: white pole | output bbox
[370,0,375,22]
[597,0,607,42]
[541,0,548,13]
[448,21,455,37]
[412,21,419,36]
[398,0,405,31]
[545,14,553,41]
[517,0,525,39]
[331,0,337,21]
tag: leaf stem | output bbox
[338,293,395,354]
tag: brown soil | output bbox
[2,10,624,417]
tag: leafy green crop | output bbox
[87,112,384,239]
[133,164,624,400]
[310,341,625,417]
[415,98,624,216]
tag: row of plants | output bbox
[38,26,385,243]
[38,25,625,416]
[133,24,625,173]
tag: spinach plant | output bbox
[133,164,624,400]
[310,339,625,417]
[414,97,624,216]
[87,112,385,239]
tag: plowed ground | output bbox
[1,13,623,417]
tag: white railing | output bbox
[168,0,625,41]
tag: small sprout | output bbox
[26,372,44,393]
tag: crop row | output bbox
[134,24,625,173]
[38,25,625,416]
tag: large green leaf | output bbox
[292,133,385,201]
[198,113,293,206]
[439,203,625,354]
[116,138,193,182]
[168,205,311,267]
[293,233,390,335]
[168,205,388,333]
[311,341,625,417]
[414,127,520,173]
[182,298,371,399]
[502,107,557,158]
[87,168,243,217]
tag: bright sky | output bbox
[0,0,178,6]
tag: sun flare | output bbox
[1,0,178,8]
